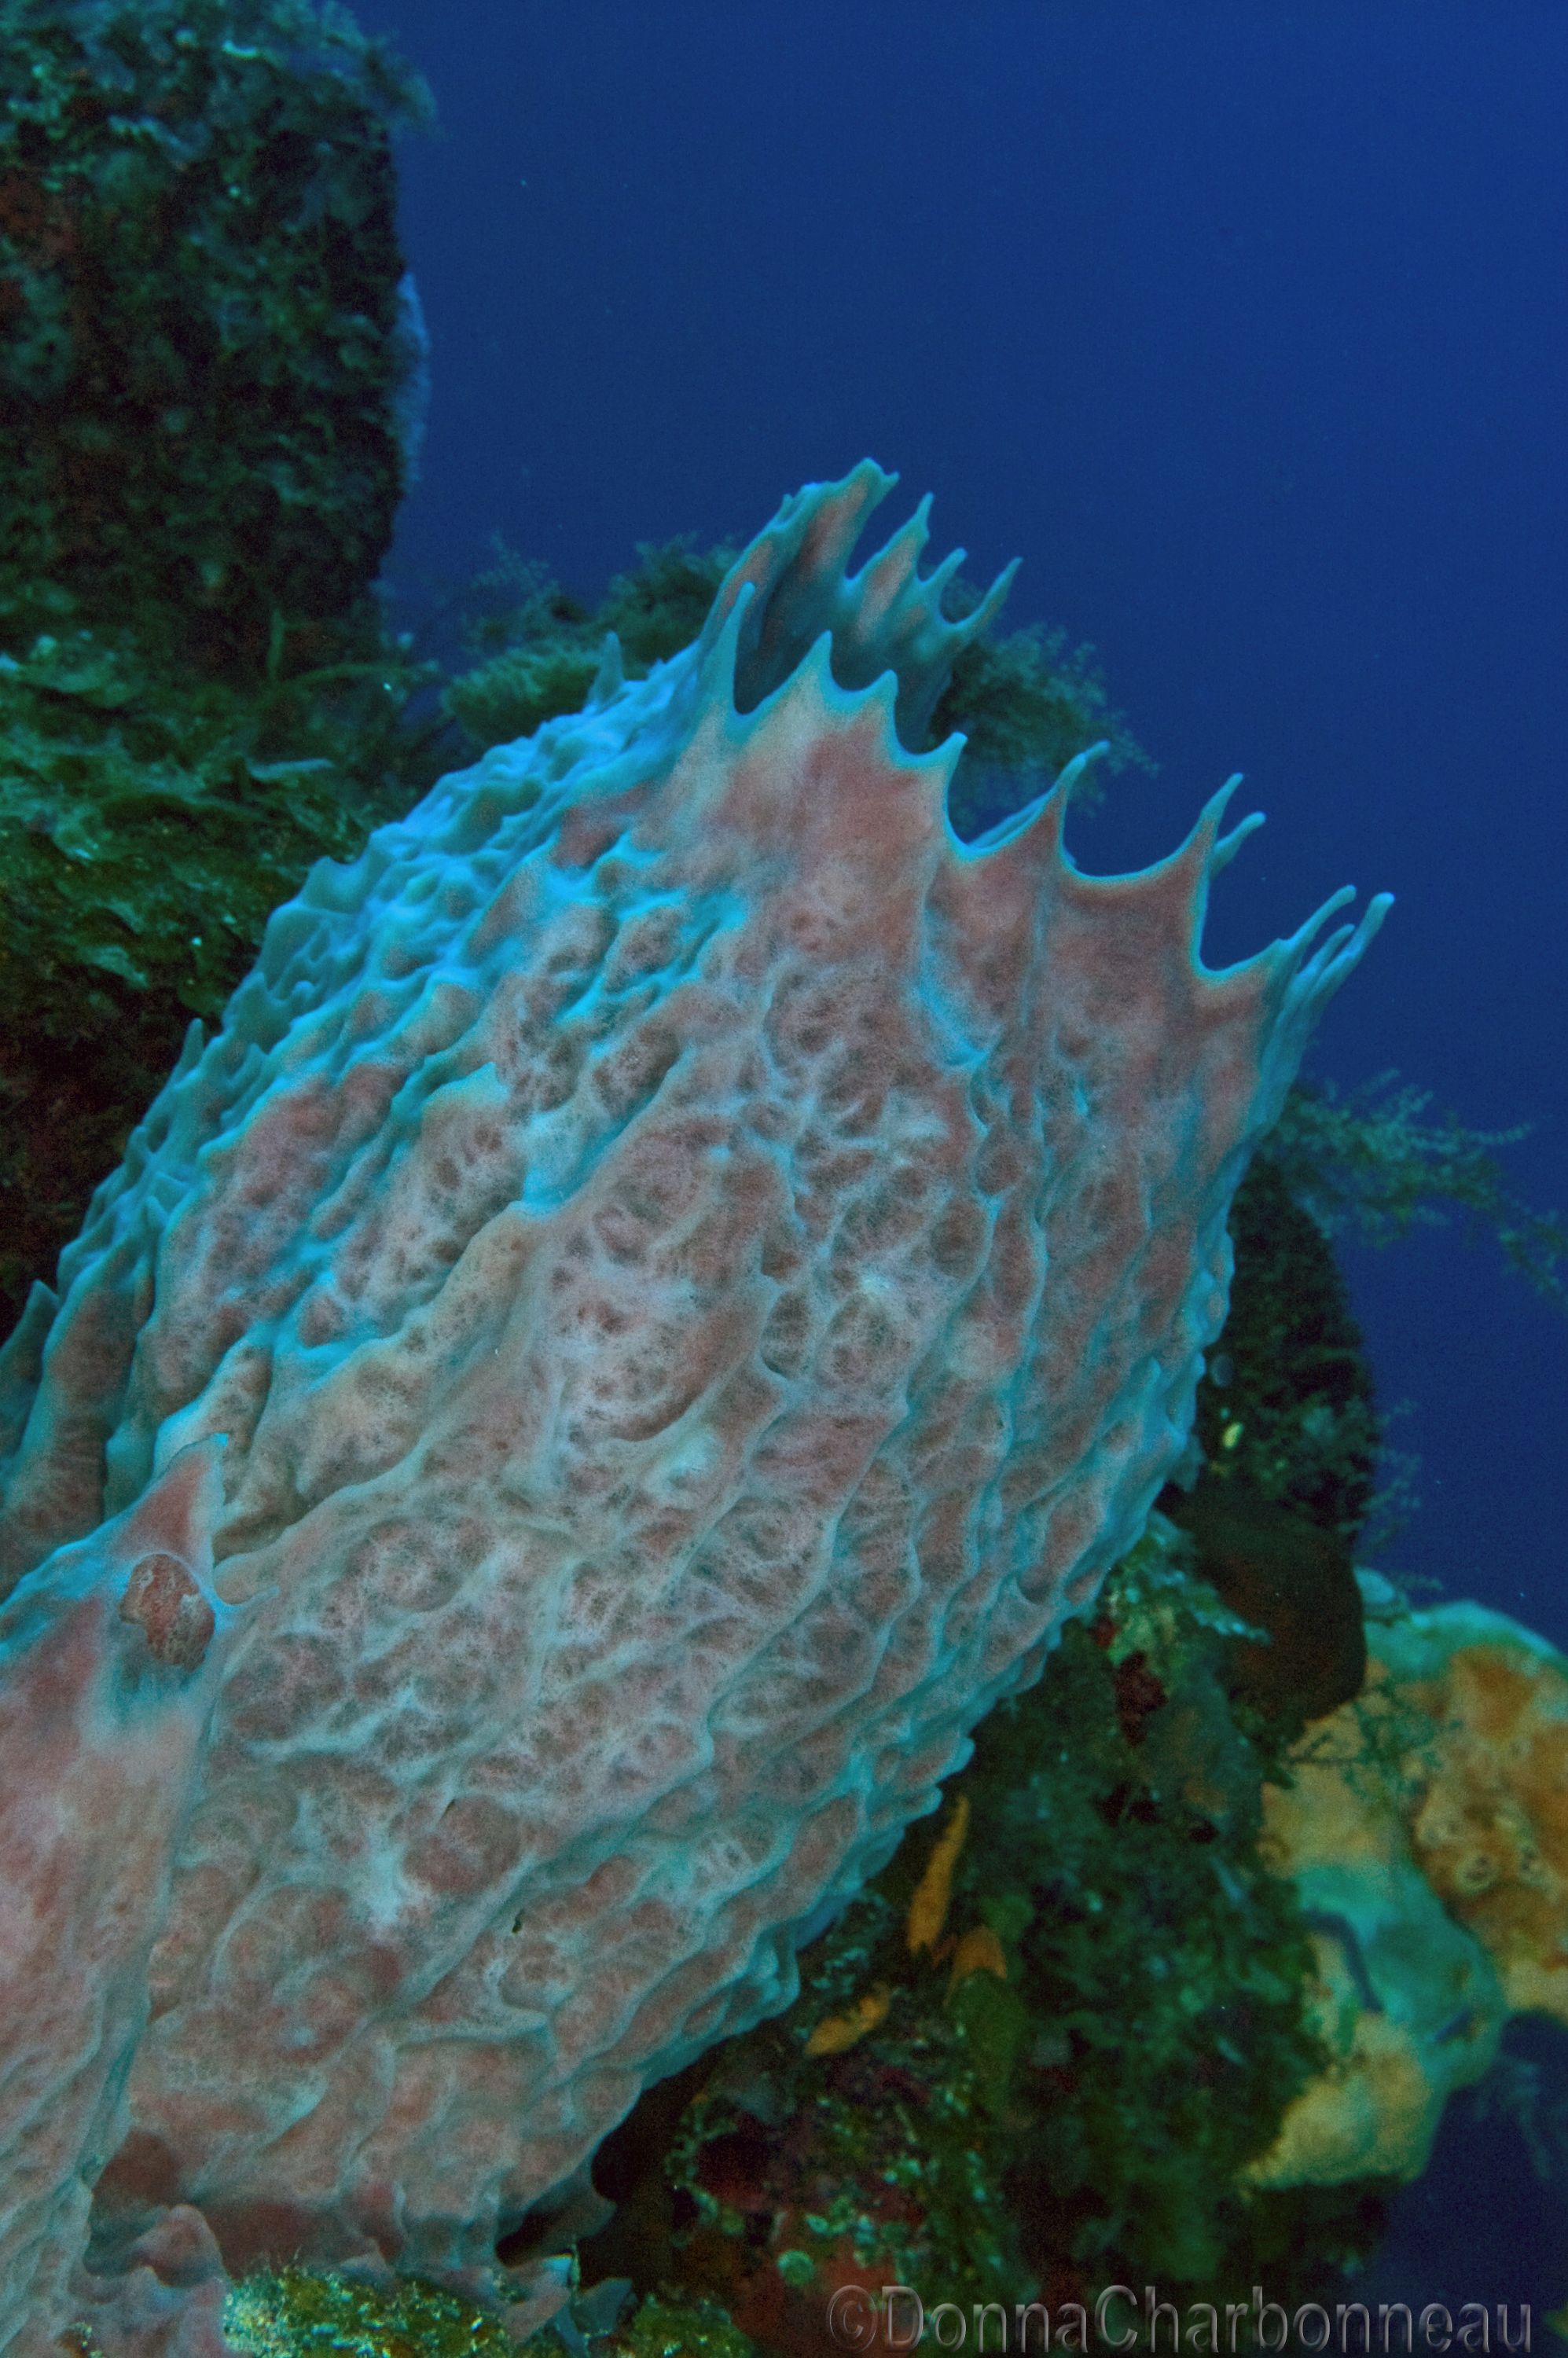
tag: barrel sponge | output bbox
[0,1441,236,2352]
[0,463,1388,2299]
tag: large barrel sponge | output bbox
[0,465,1388,2302]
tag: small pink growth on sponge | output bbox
[120,1552,217,1671]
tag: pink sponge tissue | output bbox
[0,465,1388,2335]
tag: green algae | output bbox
[1184,1155,1384,1547]
[221,2268,754,2358]
[0,611,449,1329]
[441,536,1153,852]
[442,538,734,749]
[224,2268,516,2356]
[1267,1070,1568,1309]
[570,1523,1383,2341]
[606,2297,755,2357]
[0,0,431,673]
[933,606,1156,837]
[0,0,442,1331]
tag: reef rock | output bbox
[0,465,1387,2319]
[1378,1595,1568,2026]
[1249,1584,1568,2187]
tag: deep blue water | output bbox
[339,0,1568,2303]
[1351,2017,1568,2316]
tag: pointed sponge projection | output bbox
[0,466,1389,2311]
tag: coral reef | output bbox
[0,0,431,670]
[571,1521,1381,2353]
[546,1570,1568,2350]
[1248,1587,1568,2187]
[1177,1154,1383,1546]
[0,0,441,1339]
[223,2271,742,2358]
[0,462,1386,2338]
[1383,1599,1568,2024]
[1165,1478,1368,1732]
[0,618,446,1335]
[1249,1731,1505,2186]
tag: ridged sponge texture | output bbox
[0,1441,233,2352]
[0,465,1387,2291]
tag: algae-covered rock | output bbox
[1179,1155,1383,1548]
[0,0,431,671]
[1168,1475,1368,1732]
[0,0,442,1335]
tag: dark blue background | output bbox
[354,0,1567,1654]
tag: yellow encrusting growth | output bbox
[1399,1632,1568,2024]
[803,1982,894,2058]
[1248,1591,1568,2187]
[906,1794,970,1956]
[947,1924,1008,1990]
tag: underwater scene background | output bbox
[0,1,1565,2349]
